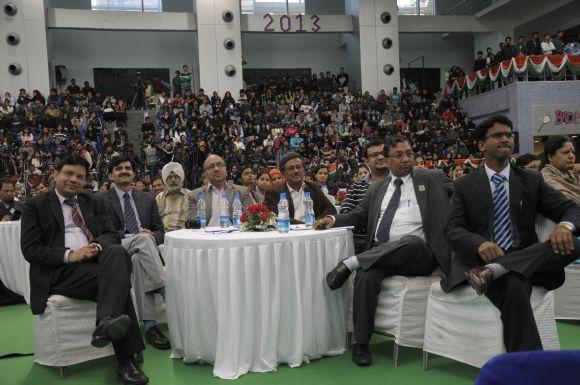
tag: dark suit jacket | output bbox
[20,190,122,314]
[441,166,580,292]
[333,170,454,273]
[97,189,165,245]
[264,180,337,224]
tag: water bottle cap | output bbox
[222,193,227,198]
[322,184,327,188]
[305,191,311,197]
[234,194,240,199]
[199,194,205,199]
[280,192,286,198]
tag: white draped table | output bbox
[164,227,354,379]
[0,221,30,303]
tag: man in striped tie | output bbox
[442,115,580,352]
[99,156,170,351]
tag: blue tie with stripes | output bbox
[491,173,513,250]
[123,192,139,235]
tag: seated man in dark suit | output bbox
[442,115,580,353]
[20,155,148,385]
[265,152,337,223]
[99,156,170,350]
[0,179,22,221]
[315,136,454,366]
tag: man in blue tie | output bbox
[99,156,170,351]
[442,115,580,352]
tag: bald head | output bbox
[203,154,228,188]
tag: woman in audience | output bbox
[515,153,541,171]
[314,164,337,195]
[269,168,284,189]
[239,166,256,190]
[541,135,580,204]
[249,170,271,204]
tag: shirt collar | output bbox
[114,187,132,201]
[208,183,227,193]
[485,164,510,182]
[391,173,412,185]
[55,189,76,205]
[287,182,305,194]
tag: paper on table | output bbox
[289,224,311,231]
[189,227,240,234]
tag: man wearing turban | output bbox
[155,162,191,231]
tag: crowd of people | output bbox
[445,30,579,93]
[1,68,488,205]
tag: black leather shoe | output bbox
[91,315,131,348]
[352,344,372,366]
[466,266,495,295]
[145,325,171,350]
[326,262,352,290]
[116,361,149,385]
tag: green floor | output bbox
[1,304,579,385]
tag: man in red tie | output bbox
[21,155,148,385]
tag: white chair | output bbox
[553,265,580,320]
[348,275,441,366]
[422,282,560,369]
[34,295,115,379]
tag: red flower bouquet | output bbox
[240,204,276,231]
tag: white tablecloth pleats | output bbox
[164,228,354,379]
[0,221,30,303]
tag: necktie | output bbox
[491,174,513,250]
[376,178,403,244]
[63,198,94,243]
[123,192,139,235]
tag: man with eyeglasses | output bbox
[315,135,454,366]
[188,154,252,227]
[20,155,149,384]
[340,138,390,253]
[442,115,580,353]
[265,152,337,224]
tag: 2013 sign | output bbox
[263,14,321,33]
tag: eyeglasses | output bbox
[61,170,86,181]
[387,152,415,160]
[486,131,514,140]
[367,152,385,159]
[205,162,226,171]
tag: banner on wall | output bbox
[532,103,580,136]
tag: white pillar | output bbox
[0,0,50,95]
[346,0,400,97]
[194,0,243,95]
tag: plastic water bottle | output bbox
[277,192,290,234]
[321,184,329,196]
[232,193,242,228]
[304,191,314,228]
[197,194,207,229]
[220,193,230,228]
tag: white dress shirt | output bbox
[114,187,142,235]
[374,174,424,243]
[288,183,306,222]
[208,183,226,227]
[484,164,510,195]
[56,189,89,262]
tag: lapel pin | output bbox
[418,185,426,192]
